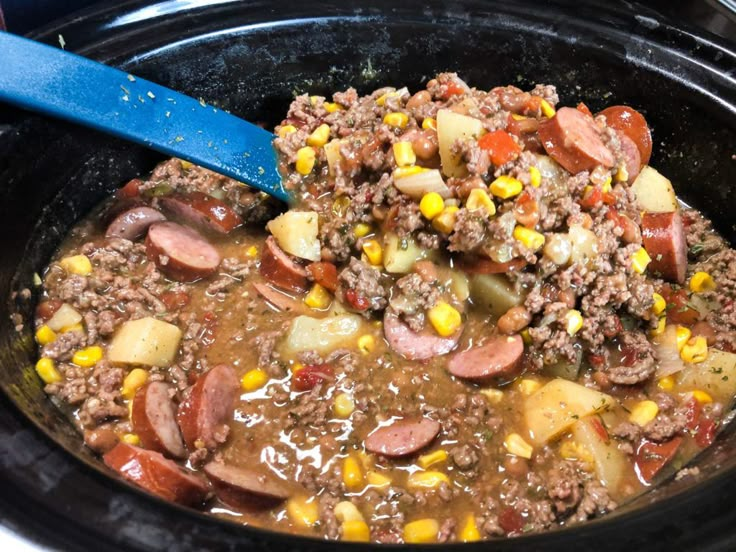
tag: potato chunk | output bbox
[524,379,615,445]
[677,349,736,403]
[283,314,363,355]
[108,317,182,366]
[437,109,483,178]
[267,211,320,262]
[383,233,432,274]
[631,166,678,213]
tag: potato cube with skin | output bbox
[108,317,182,366]
[631,166,678,213]
[266,211,321,261]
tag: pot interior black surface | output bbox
[1,1,736,550]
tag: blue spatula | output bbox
[0,32,289,202]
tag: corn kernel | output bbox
[422,117,437,131]
[343,456,364,491]
[459,515,481,543]
[691,389,713,404]
[61,322,84,334]
[650,316,666,337]
[393,165,427,179]
[480,388,504,404]
[490,175,523,199]
[35,325,57,346]
[432,206,459,234]
[333,393,355,418]
[35,358,61,384]
[615,163,629,183]
[629,400,659,427]
[404,519,439,544]
[652,293,667,316]
[690,271,716,293]
[631,247,652,274]
[362,240,383,266]
[245,245,258,258]
[559,441,594,463]
[540,99,556,118]
[376,91,397,106]
[335,501,365,523]
[513,226,545,251]
[676,326,692,351]
[295,146,316,175]
[511,113,528,121]
[504,433,533,459]
[122,433,140,446]
[383,112,409,129]
[353,223,372,238]
[307,123,331,148]
[122,368,148,399]
[564,309,584,336]
[658,375,675,391]
[418,450,448,469]
[309,95,320,105]
[681,336,708,364]
[466,188,497,216]
[304,283,332,309]
[427,301,462,337]
[277,124,297,138]
[241,368,269,391]
[392,141,416,167]
[520,328,532,345]
[287,496,319,528]
[367,471,392,488]
[407,471,450,490]
[324,102,343,113]
[291,362,304,374]
[60,255,92,276]
[180,160,194,170]
[517,378,541,396]
[418,192,444,220]
[529,166,542,188]
[601,176,613,193]
[342,520,370,542]
[72,346,103,368]
[357,334,375,355]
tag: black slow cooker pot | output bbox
[1,1,735,550]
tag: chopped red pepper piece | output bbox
[589,416,610,442]
[160,291,191,311]
[478,130,522,166]
[659,284,700,325]
[442,81,466,99]
[695,418,717,448]
[117,178,142,198]
[498,507,524,535]
[292,364,334,391]
[635,437,683,484]
[307,262,338,292]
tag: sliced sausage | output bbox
[615,130,642,183]
[253,282,304,313]
[132,382,186,459]
[364,418,441,457]
[177,364,239,450]
[383,309,461,360]
[161,192,242,234]
[448,334,524,383]
[204,462,291,510]
[259,236,308,293]
[538,107,615,174]
[146,221,221,282]
[106,206,166,241]
[641,211,687,283]
[103,442,209,506]
[598,105,652,165]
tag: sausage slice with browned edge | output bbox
[259,236,309,293]
[204,462,291,510]
[641,211,688,283]
[448,334,524,383]
[364,418,441,457]
[177,364,239,450]
[132,381,186,459]
[615,131,642,183]
[538,107,615,174]
[598,105,653,165]
[161,192,243,234]
[383,309,462,360]
[106,206,167,241]
[146,221,221,282]
[103,442,209,506]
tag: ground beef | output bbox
[320,218,355,262]
[449,209,490,253]
[337,258,389,313]
[604,331,656,385]
[450,444,480,470]
[546,460,583,513]
[571,480,617,522]
[41,330,86,361]
[683,208,725,260]
[388,273,439,332]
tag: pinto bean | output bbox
[497,306,532,334]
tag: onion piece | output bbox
[654,325,686,378]
[393,169,450,199]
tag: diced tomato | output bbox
[695,418,717,448]
[635,437,683,484]
[579,187,602,210]
[506,113,540,137]
[459,257,527,275]
[659,284,700,325]
[589,416,610,442]
[498,507,524,535]
[345,289,370,311]
[576,102,593,118]
[588,353,606,368]
[478,130,522,166]
[620,344,640,367]
[523,95,543,115]
[307,262,338,292]
[292,364,334,392]
[513,191,540,229]
[442,81,466,99]
[603,315,623,339]
[160,291,190,311]
[200,311,217,347]
[117,178,142,199]
[36,299,62,322]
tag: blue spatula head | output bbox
[0,31,289,202]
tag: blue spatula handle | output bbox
[0,32,288,202]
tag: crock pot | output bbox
[1,1,735,550]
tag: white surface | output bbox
[0,524,47,551]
